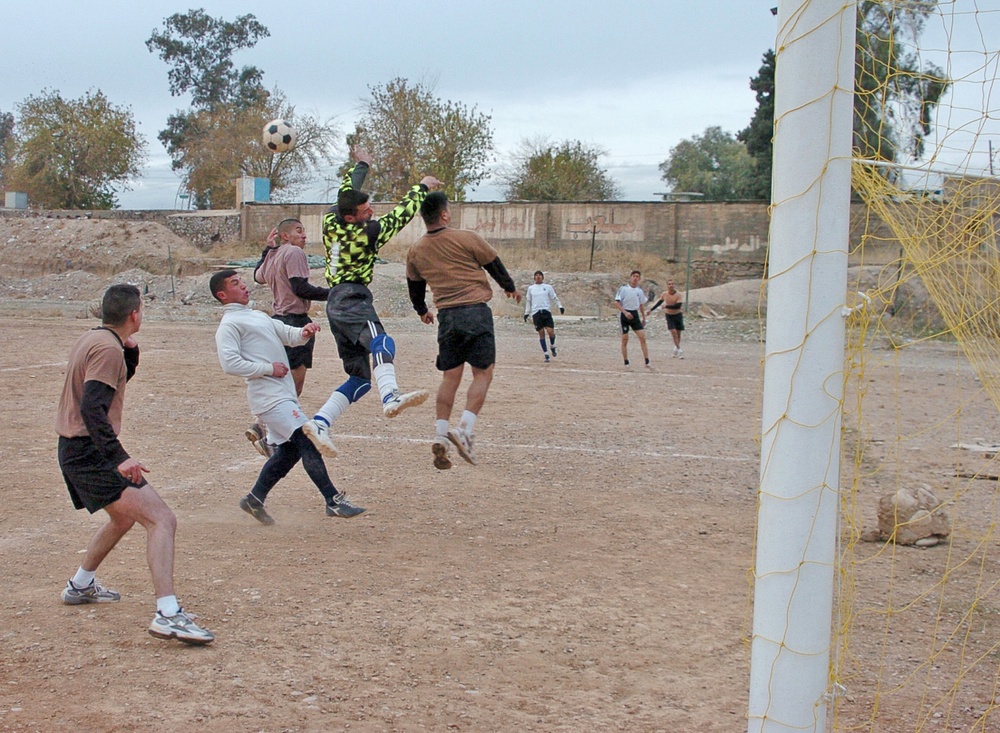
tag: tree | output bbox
[148,9,277,208]
[659,127,756,201]
[736,1,949,196]
[854,1,949,162]
[145,9,269,109]
[737,50,775,200]
[348,78,494,202]
[4,90,145,209]
[499,138,621,201]
[175,91,339,207]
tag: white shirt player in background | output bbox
[614,269,650,367]
[524,270,564,363]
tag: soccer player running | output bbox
[405,191,521,470]
[523,270,564,362]
[648,279,685,358]
[304,147,442,457]
[56,284,214,645]
[614,269,651,367]
[211,270,365,522]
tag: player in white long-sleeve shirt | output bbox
[523,271,564,362]
[210,270,365,524]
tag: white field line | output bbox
[332,432,755,462]
[2,361,67,372]
[501,364,757,380]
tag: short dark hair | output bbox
[420,191,449,225]
[630,269,642,277]
[277,218,301,234]
[209,269,238,302]
[338,189,369,218]
[101,284,141,326]
[534,270,544,278]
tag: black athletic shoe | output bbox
[239,495,275,525]
[326,494,366,518]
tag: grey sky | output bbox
[3,1,997,208]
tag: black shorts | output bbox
[326,283,383,380]
[620,310,645,333]
[58,436,147,514]
[436,303,496,371]
[273,313,316,369]
[531,310,555,331]
[665,312,685,332]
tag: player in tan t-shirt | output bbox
[56,284,213,644]
[406,191,521,470]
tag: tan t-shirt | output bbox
[257,244,312,315]
[405,228,499,310]
[55,328,128,438]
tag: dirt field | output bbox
[1,218,999,732]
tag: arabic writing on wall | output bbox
[700,235,766,256]
[562,211,641,241]
[461,207,535,239]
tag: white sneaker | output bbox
[447,427,477,465]
[383,389,429,418]
[672,347,679,358]
[302,419,337,457]
[148,609,214,645]
[677,348,684,359]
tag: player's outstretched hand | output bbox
[505,290,522,304]
[560,307,565,315]
[420,175,443,190]
[352,145,373,166]
[266,227,279,248]
[301,322,321,339]
[118,457,149,485]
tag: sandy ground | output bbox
[1,217,998,731]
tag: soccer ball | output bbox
[262,119,296,153]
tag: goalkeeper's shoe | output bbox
[382,389,429,418]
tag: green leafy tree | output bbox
[147,9,275,207]
[499,138,621,201]
[4,90,145,209]
[854,0,949,162]
[347,78,493,201]
[659,127,756,201]
[737,50,775,200]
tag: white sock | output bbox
[156,595,180,617]
[436,419,449,437]
[71,568,96,588]
[460,410,477,433]
[373,362,398,403]
[315,392,350,426]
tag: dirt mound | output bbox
[0,217,208,277]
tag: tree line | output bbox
[0,4,948,210]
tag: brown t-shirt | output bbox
[55,328,128,438]
[257,244,312,315]
[405,228,499,310]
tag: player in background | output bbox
[406,191,521,469]
[614,269,650,367]
[648,279,685,358]
[211,270,365,523]
[244,218,331,458]
[523,270,564,362]
[56,284,214,645]
[303,147,443,458]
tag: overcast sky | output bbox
[3,1,998,208]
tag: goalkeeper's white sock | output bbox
[459,410,477,434]
[436,419,449,437]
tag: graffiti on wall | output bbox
[563,210,641,240]
[699,235,766,256]
[461,206,535,239]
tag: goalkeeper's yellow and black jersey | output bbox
[322,163,428,287]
